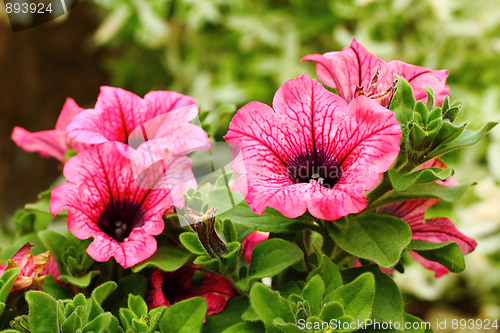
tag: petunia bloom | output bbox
[241,231,269,263]
[11,98,87,162]
[379,160,476,277]
[146,266,234,317]
[303,39,449,107]
[49,142,192,268]
[224,74,401,221]
[66,86,210,166]
[0,243,60,294]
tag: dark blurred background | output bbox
[0,2,107,222]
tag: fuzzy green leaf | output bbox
[26,291,58,333]
[388,168,453,192]
[390,75,415,126]
[324,273,375,323]
[238,239,303,291]
[132,246,193,273]
[158,297,207,333]
[329,215,411,268]
[408,240,465,273]
[218,201,308,233]
[249,283,295,333]
[426,121,497,159]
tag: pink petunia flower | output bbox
[0,243,61,294]
[66,86,210,164]
[49,142,191,268]
[11,98,87,162]
[224,74,401,221]
[303,39,449,107]
[379,159,476,277]
[241,231,269,263]
[146,266,234,317]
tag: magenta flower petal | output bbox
[11,98,85,162]
[410,252,450,278]
[146,266,234,317]
[49,142,176,268]
[67,87,209,154]
[411,217,477,254]
[303,39,449,105]
[241,231,269,263]
[384,61,449,104]
[225,74,401,220]
[303,40,385,102]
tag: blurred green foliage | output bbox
[91,0,500,114]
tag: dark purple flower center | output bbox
[161,266,196,303]
[286,150,342,188]
[97,200,145,242]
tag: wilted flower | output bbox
[146,266,234,317]
[49,142,193,268]
[0,243,60,293]
[11,98,87,162]
[303,39,449,107]
[224,74,401,221]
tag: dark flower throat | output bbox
[97,200,145,242]
[286,150,342,188]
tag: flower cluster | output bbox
[3,39,494,331]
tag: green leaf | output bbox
[158,297,207,333]
[408,240,465,273]
[179,232,206,255]
[249,283,295,333]
[38,230,73,271]
[61,311,83,333]
[222,322,265,333]
[324,273,375,323]
[389,75,415,126]
[202,297,249,333]
[132,246,193,273]
[92,281,117,306]
[320,302,344,321]
[0,268,20,303]
[206,187,244,214]
[238,239,303,291]
[329,215,411,268]
[26,291,58,333]
[82,313,113,333]
[404,313,433,332]
[388,167,453,192]
[58,271,100,288]
[103,274,148,314]
[307,251,343,295]
[343,265,404,328]
[218,201,308,233]
[128,294,148,317]
[426,121,497,159]
[41,275,72,300]
[301,275,324,316]
[377,182,471,207]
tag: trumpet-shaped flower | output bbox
[49,142,192,268]
[147,266,234,317]
[12,98,87,162]
[0,243,60,293]
[66,86,210,157]
[303,39,449,106]
[224,74,401,221]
